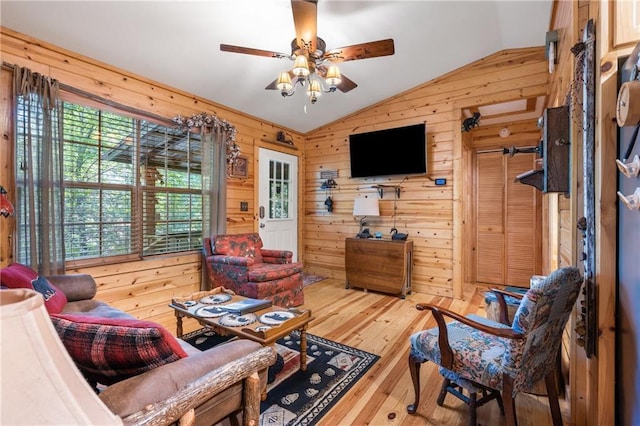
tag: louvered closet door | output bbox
[475,152,539,287]
[505,154,539,285]
[476,153,505,284]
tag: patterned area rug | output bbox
[182,329,379,426]
[302,273,326,286]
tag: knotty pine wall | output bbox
[546,1,635,424]
[303,47,549,299]
[0,27,305,332]
[0,4,627,421]
[547,2,591,424]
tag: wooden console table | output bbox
[345,238,413,298]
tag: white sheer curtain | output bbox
[13,65,65,275]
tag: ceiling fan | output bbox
[220,0,395,104]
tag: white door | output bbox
[258,148,298,260]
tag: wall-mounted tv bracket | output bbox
[515,105,570,194]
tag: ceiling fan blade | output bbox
[220,44,289,59]
[265,79,279,90]
[291,0,317,53]
[324,39,395,62]
[334,73,358,93]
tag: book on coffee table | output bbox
[221,298,272,315]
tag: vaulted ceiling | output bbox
[0,1,552,134]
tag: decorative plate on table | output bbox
[218,313,257,327]
[199,294,232,304]
[194,306,227,318]
[259,311,295,325]
[181,300,197,308]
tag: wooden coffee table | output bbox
[170,287,314,372]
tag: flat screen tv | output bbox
[349,123,426,178]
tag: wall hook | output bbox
[617,187,640,211]
[616,155,640,178]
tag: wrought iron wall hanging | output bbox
[573,19,597,358]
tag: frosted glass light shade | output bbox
[0,289,122,425]
[353,197,380,217]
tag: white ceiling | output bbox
[0,1,552,134]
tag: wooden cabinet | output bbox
[344,238,413,298]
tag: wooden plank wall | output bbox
[591,2,638,425]
[303,47,549,299]
[0,70,15,268]
[547,1,635,424]
[0,27,305,330]
[1,9,627,422]
[546,3,587,425]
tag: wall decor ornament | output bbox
[172,112,240,166]
[0,186,15,218]
[229,156,248,179]
[577,19,597,358]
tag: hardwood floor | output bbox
[297,278,568,426]
[176,277,568,425]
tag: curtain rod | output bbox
[2,61,175,126]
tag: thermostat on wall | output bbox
[435,178,447,186]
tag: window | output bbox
[16,99,203,264]
[268,159,290,219]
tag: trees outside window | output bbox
[17,100,203,265]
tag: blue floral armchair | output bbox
[407,266,582,426]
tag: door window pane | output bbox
[268,160,290,219]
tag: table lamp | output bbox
[353,197,379,236]
[0,288,122,425]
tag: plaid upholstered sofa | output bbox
[0,263,276,426]
[203,233,304,307]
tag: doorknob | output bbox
[260,223,266,228]
[259,206,265,219]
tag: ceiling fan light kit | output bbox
[292,55,311,77]
[220,0,394,106]
[276,72,293,92]
[277,51,338,104]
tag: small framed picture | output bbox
[229,156,248,178]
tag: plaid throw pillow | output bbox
[51,314,188,386]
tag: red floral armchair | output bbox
[203,233,304,307]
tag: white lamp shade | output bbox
[325,65,342,86]
[292,55,310,77]
[276,72,293,92]
[0,289,122,425]
[307,79,322,98]
[353,197,380,217]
